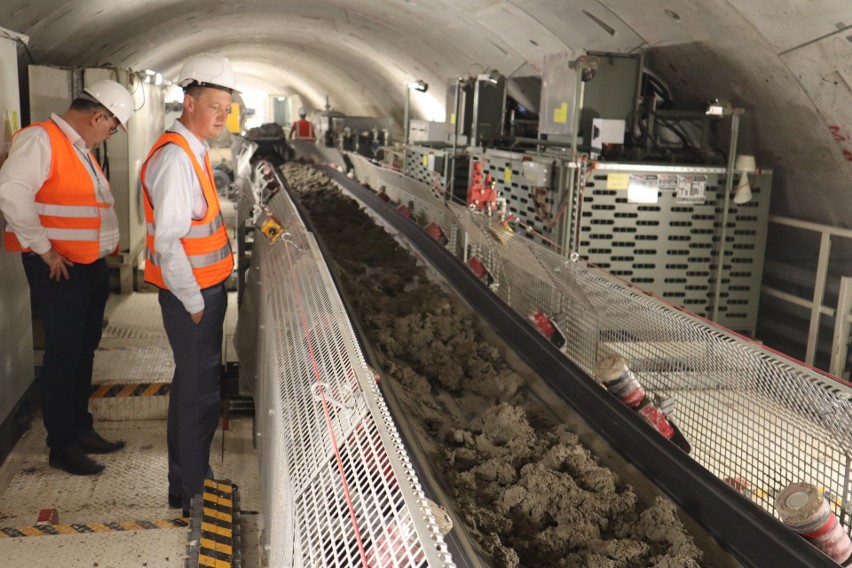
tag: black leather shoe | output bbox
[168,493,182,509]
[78,431,126,454]
[49,447,105,476]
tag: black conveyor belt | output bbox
[322,164,836,568]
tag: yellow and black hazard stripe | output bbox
[90,383,171,398]
[191,479,240,568]
[0,518,187,538]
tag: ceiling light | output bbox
[706,99,732,116]
[407,80,428,92]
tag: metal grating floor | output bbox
[0,526,189,568]
[0,286,259,568]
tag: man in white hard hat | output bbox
[0,79,134,475]
[140,53,237,516]
[289,106,316,142]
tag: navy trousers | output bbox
[22,254,109,451]
[159,282,227,506]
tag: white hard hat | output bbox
[83,79,134,130]
[177,53,240,94]
[298,107,306,117]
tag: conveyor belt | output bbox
[278,166,487,567]
[239,160,458,567]
[322,164,836,568]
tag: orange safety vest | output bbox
[4,120,110,263]
[292,119,316,140]
[140,132,234,290]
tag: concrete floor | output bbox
[0,289,261,568]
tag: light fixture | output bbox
[407,79,428,93]
[485,69,502,86]
[457,75,473,89]
[706,98,733,117]
[154,73,163,86]
[573,55,599,82]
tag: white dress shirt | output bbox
[144,120,211,314]
[0,113,119,257]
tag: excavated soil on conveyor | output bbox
[282,163,703,568]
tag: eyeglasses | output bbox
[103,110,120,135]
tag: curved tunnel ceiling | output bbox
[2,0,852,234]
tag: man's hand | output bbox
[191,309,204,325]
[39,249,74,281]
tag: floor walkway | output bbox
[0,290,260,568]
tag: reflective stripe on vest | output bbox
[145,244,231,268]
[140,132,234,290]
[3,120,106,263]
[45,227,100,241]
[145,214,224,240]
[36,203,102,218]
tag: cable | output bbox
[133,74,147,112]
[656,118,691,149]
[643,72,671,104]
[466,63,485,77]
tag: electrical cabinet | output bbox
[0,33,34,428]
[445,77,474,137]
[539,51,642,148]
[478,150,771,335]
[445,74,506,146]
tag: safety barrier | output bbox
[234,158,455,567]
[343,150,852,537]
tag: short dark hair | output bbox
[70,98,107,115]
[183,82,233,97]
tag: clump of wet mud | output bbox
[283,163,703,568]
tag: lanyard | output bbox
[74,146,108,202]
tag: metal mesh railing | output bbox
[348,155,463,256]
[235,161,455,567]
[341,152,852,534]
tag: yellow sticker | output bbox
[553,102,568,124]
[450,113,456,125]
[226,103,240,133]
[607,173,629,190]
[5,110,17,139]
[504,167,512,184]
[2,111,18,164]
[422,155,429,167]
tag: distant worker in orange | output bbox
[289,107,316,142]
